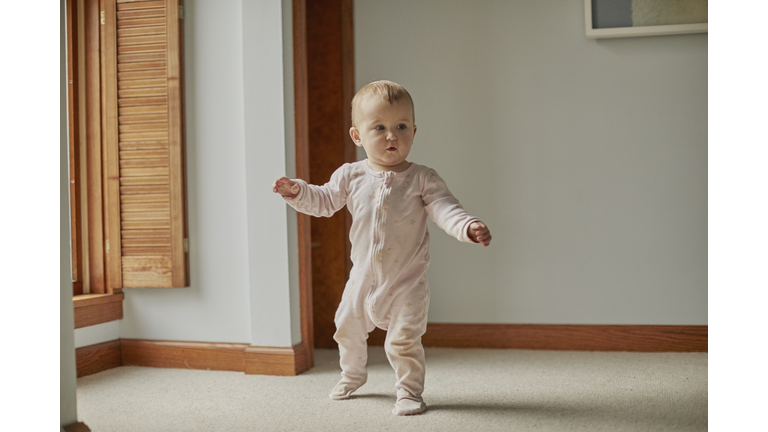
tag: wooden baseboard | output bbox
[74,324,706,379]
[368,324,707,352]
[77,338,312,377]
[120,339,249,372]
[244,342,310,376]
[62,422,91,432]
[76,339,122,378]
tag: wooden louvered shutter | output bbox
[102,0,189,288]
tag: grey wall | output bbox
[355,0,707,325]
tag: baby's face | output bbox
[350,99,416,173]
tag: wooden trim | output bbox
[73,293,124,329]
[341,0,355,293]
[166,0,188,287]
[120,339,249,372]
[244,342,310,376]
[67,0,84,294]
[293,0,314,369]
[75,339,313,378]
[73,324,705,381]
[85,0,106,294]
[368,324,707,352]
[76,339,121,378]
[63,422,92,432]
[101,0,122,292]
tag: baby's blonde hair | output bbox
[351,80,415,127]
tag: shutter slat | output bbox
[118,87,167,99]
[119,123,167,132]
[120,158,169,168]
[120,150,169,159]
[121,167,170,177]
[121,229,171,238]
[121,220,171,230]
[117,18,166,28]
[120,132,169,142]
[117,61,166,72]
[117,9,165,21]
[118,69,166,81]
[118,51,167,63]
[119,78,166,89]
[118,97,167,107]
[117,26,165,38]
[119,114,169,124]
[120,176,169,186]
[117,0,164,11]
[118,43,167,55]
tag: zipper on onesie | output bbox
[369,172,394,317]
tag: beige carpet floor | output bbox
[76,347,707,431]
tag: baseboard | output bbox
[74,324,706,379]
[76,339,122,378]
[244,342,310,376]
[120,339,250,372]
[76,339,312,377]
[368,324,707,352]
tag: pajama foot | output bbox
[329,377,367,400]
[392,396,426,416]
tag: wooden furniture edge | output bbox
[369,324,707,352]
[63,422,91,432]
[73,293,124,329]
[76,339,121,378]
[244,342,310,376]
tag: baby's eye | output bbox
[375,125,385,131]
[397,124,407,130]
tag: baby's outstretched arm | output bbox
[467,221,492,247]
[272,177,300,199]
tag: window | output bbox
[67,0,189,323]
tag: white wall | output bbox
[74,0,301,347]
[355,0,707,325]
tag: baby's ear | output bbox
[349,127,362,147]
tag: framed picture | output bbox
[585,0,708,39]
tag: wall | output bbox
[76,0,301,347]
[355,0,707,325]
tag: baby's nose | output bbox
[386,131,397,140]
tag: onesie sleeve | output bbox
[283,165,349,218]
[422,169,480,243]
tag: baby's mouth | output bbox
[386,146,397,152]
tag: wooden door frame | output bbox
[293,0,355,365]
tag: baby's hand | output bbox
[272,177,300,199]
[468,221,492,247]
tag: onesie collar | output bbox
[360,159,417,178]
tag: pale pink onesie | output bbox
[284,160,479,400]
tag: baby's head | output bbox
[351,80,415,128]
[350,81,417,173]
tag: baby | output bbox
[272,80,491,416]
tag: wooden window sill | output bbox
[73,292,124,329]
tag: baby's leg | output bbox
[330,308,374,400]
[384,290,429,415]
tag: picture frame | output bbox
[585,0,708,39]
